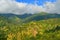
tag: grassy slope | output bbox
[0,17,60,40]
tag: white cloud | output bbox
[0,0,56,14]
[20,4,46,14]
[0,0,17,13]
[55,0,60,14]
[44,2,56,13]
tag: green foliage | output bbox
[0,16,60,40]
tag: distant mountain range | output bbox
[0,13,32,19]
[0,12,60,23]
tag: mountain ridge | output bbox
[0,13,60,23]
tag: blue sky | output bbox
[16,0,56,5]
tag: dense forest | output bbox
[0,13,60,40]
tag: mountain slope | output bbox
[23,13,60,23]
[0,13,32,19]
[0,13,60,23]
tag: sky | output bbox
[0,0,60,15]
[16,0,56,5]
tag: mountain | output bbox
[0,12,60,23]
[0,16,60,40]
[0,13,33,24]
[23,13,60,23]
[0,13,32,19]
[0,13,60,40]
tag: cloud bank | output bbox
[56,0,60,14]
[0,0,57,14]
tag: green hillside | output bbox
[0,16,60,40]
[23,13,60,23]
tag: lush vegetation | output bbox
[0,15,60,40]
